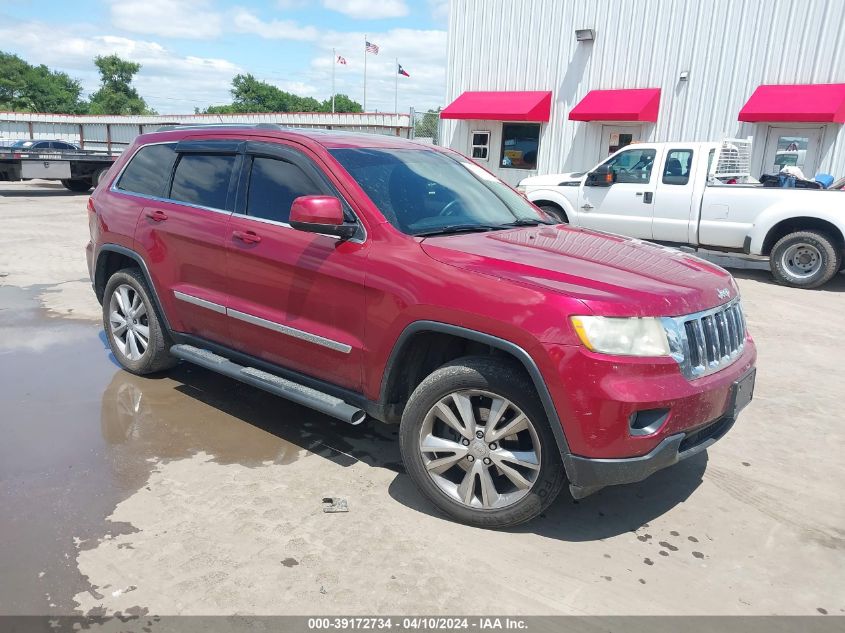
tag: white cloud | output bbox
[428,0,450,25]
[322,0,409,20]
[108,0,223,39]
[232,8,319,41]
[0,20,241,113]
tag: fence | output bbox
[410,108,442,145]
[0,111,414,153]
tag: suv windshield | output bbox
[330,147,547,236]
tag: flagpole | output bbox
[394,58,398,114]
[332,48,336,114]
[363,34,367,112]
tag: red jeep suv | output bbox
[87,125,756,527]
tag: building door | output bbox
[762,127,823,177]
[600,125,643,158]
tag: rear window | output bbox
[117,144,177,197]
[169,153,236,210]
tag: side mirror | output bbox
[289,195,357,240]
[585,165,614,187]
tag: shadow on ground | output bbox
[104,362,707,543]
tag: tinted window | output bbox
[662,149,693,185]
[170,153,236,210]
[500,123,540,170]
[117,144,178,197]
[246,157,322,223]
[602,147,656,184]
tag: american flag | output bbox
[336,55,347,65]
[365,41,379,54]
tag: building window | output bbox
[500,123,540,170]
[471,131,490,161]
[662,149,693,185]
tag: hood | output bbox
[519,172,585,187]
[421,225,738,317]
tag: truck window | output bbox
[169,153,236,210]
[116,143,177,198]
[662,149,693,185]
[244,157,322,224]
[602,148,656,184]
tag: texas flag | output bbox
[398,63,410,77]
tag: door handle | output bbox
[145,210,168,222]
[642,192,654,204]
[581,203,594,210]
[233,230,262,244]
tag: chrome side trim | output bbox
[227,308,352,354]
[173,290,226,314]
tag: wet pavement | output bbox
[0,284,400,614]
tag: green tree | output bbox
[0,51,87,113]
[319,93,363,113]
[199,74,362,114]
[88,55,153,115]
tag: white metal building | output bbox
[440,0,845,185]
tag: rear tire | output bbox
[60,178,92,192]
[92,168,109,188]
[770,230,841,288]
[538,204,568,224]
[103,268,177,375]
[399,356,566,528]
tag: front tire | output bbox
[770,230,841,288]
[399,357,566,528]
[538,204,568,224]
[103,268,176,375]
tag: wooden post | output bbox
[106,124,112,154]
[79,124,85,149]
[27,121,34,140]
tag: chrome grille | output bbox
[664,299,747,379]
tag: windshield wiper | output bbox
[412,224,506,237]
[499,218,556,227]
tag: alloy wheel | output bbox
[108,284,150,361]
[418,389,542,509]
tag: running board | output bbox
[170,344,366,425]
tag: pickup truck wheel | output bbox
[399,357,565,527]
[538,204,568,223]
[103,268,177,375]
[60,178,92,192]
[770,230,841,289]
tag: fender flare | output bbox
[380,320,572,459]
[526,188,577,222]
[95,244,172,332]
[747,209,845,255]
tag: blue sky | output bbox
[1,0,449,113]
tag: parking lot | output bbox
[1,180,843,617]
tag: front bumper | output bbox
[563,367,755,498]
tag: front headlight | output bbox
[570,316,671,357]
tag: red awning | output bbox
[568,88,661,122]
[738,84,845,123]
[440,91,552,122]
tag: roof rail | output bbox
[155,123,286,132]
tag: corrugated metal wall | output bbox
[443,0,845,183]
[0,111,413,152]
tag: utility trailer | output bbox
[0,146,119,192]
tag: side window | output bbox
[500,123,540,169]
[245,156,322,223]
[471,131,490,161]
[170,153,237,210]
[603,148,656,184]
[117,143,178,197]
[662,149,693,185]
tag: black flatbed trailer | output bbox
[0,147,119,192]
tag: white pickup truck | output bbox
[517,140,845,288]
